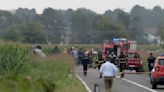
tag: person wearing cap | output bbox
[100,57,118,92]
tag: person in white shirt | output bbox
[33,45,46,58]
[100,58,118,92]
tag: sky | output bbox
[0,0,164,14]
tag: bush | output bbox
[0,44,86,92]
[0,44,29,75]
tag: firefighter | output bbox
[92,49,99,69]
[97,49,104,70]
[147,53,156,72]
[109,52,116,64]
[117,52,127,78]
[81,52,90,76]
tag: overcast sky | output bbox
[0,0,164,14]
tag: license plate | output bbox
[129,65,135,67]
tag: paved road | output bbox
[76,66,164,92]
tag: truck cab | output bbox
[125,51,143,72]
[102,42,114,60]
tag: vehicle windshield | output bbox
[105,48,113,54]
[126,53,139,59]
[158,59,164,66]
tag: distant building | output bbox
[143,32,161,45]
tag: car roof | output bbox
[157,56,164,59]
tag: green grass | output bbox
[138,45,163,72]
[0,44,29,75]
[138,45,162,51]
[41,44,101,54]
[0,44,87,92]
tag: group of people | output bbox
[69,47,101,75]
[32,45,61,57]
[105,52,156,92]
[97,52,156,92]
[32,45,156,92]
[79,49,156,92]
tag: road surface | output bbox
[76,66,164,92]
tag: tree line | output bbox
[0,5,164,44]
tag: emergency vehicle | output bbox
[125,51,143,72]
[150,54,164,89]
[102,41,114,60]
[102,38,143,71]
[102,38,137,59]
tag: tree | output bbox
[40,8,64,43]
[3,25,22,42]
[0,10,20,30]
[94,15,123,31]
[157,23,164,41]
[93,15,127,42]
[15,8,37,23]
[22,22,47,44]
[71,8,97,32]
[3,22,47,44]
[128,16,147,43]
[115,9,130,29]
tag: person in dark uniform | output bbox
[147,53,156,72]
[98,50,104,70]
[109,52,116,64]
[78,48,85,65]
[53,46,60,54]
[118,52,127,78]
[81,54,90,76]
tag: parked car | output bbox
[125,51,143,72]
[150,54,164,89]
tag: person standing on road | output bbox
[109,52,116,64]
[117,52,127,78]
[81,53,90,76]
[100,58,118,92]
[78,48,85,65]
[72,48,79,65]
[147,53,156,72]
[98,50,104,70]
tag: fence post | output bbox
[68,68,72,78]
[94,84,100,92]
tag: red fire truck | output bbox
[102,38,143,72]
[102,38,134,58]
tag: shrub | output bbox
[0,44,29,75]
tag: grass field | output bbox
[137,44,163,72]
[0,43,87,92]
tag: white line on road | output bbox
[116,76,158,92]
[76,74,92,92]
